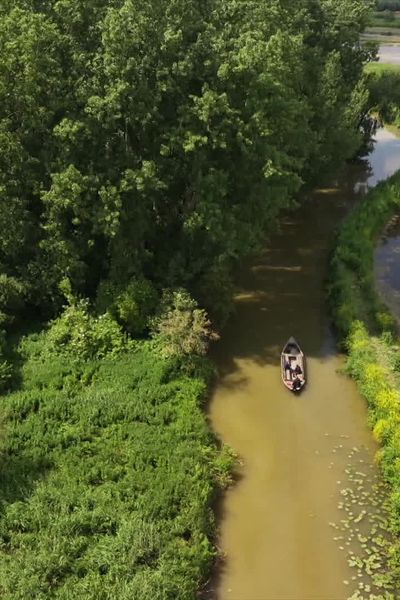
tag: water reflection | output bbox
[367,129,400,187]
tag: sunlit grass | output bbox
[0,336,232,599]
[364,62,400,74]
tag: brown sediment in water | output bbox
[206,126,400,600]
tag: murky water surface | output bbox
[375,216,400,325]
[378,44,400,62]
[207,67,400,600]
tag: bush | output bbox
[0,274,26,325]
[194,263,235,328]
[0,359,12,391]
[151,289,219,360]
[44,299,127,361]
[96,277,158,336]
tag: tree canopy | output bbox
[0,1,378,597]
[0,0,372,326]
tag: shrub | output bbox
[96,277,158,336]
[151,289,219,360]
[0,274,26,325]
[194,263,235,328]
[44,299,127,361]
[0,359,12,391]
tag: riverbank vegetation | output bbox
[368,13,400,29]
[0,0,375,596]
[0,301,232,599]
[365,63,400,74]
[0,0,373,333]
[329,173,400,590]
[367,65,400,129]
[329,172,400,339]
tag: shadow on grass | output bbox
[0,452,52,515]
[4,319,46,393]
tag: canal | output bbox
[207,92,400,599]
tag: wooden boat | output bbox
[281,337,306,393]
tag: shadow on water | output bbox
[211,128,400,383]
[211,189,360,379]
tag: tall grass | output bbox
[0,335,232,599]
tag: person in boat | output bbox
[284,359,292,379]
[294,364,302,376]
[292,376,302,391]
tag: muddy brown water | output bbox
[375,215,400,326]
[207,127,400,600]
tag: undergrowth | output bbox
[0,331,232,599]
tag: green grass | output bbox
[368,18,400,29]
[0,334,232,599]
[368,10,400,28]
[362,36,400,43]
[365,62,400,74]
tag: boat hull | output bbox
[281,336,306,393]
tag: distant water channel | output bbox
[378,43,400,63]
[375,215,400,327]
[206,47,400,600]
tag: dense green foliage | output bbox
[328,171,400,340]
[0,322,232,599]
[367,67,400,127]
[0,0,373,326]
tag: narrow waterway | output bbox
[375,215,400,326]
[378,43,400,63]
[207,126,400,600]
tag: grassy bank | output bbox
[329,172,400,339]
[368,9,400,28]
[365,63,400,75]
[0,321,232,599]
[329,172,400,589]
